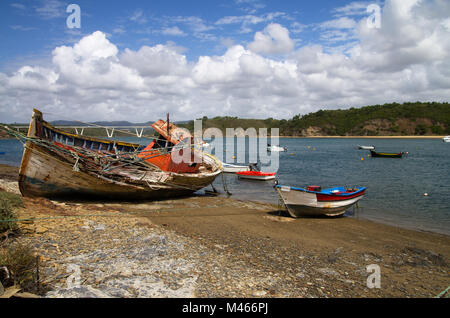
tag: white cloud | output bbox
[11,3,26,10]
[1,0,449,123]
[248,23,295,54]
[35,0,66,19]
[161,26,186,36]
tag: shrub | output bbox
[0,191,23,234]
[0,243,37,292]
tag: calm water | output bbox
[1,137,449,235]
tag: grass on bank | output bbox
[0,190,42,295]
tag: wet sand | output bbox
[0,164,449,298]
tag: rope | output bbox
[221,172,232,196]
[435,286,450,298]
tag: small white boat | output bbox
[358,145,375,150]
[275,185,366,217]
[267,145,287,152]
[222,163,250,173]
[443,136,450,143]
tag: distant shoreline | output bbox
[278,135,446,139]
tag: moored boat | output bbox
[275,184,366,217]
[267,145,287,152]
[370,150,405,158]
[236,171,276,181]
[443,136,450,142]
[222,163,250,173]
[358,145,375,150]
[5,109,222,200]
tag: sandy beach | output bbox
[0,163,448,298]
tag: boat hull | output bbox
[236,171,276,181]
[370,150,403,158]
[358,145,375,150]
[222,163,250,173]
[19,142,220,200]
[237,175,276,181]
[275,186,365,217]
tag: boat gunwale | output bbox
[40,121,143,148]
[275,185,366,197]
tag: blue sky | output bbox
[0,0,448,123]
[0,0,374,71]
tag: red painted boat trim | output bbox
[316,190,365,202]
[236,171,276,177]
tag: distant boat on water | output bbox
[267,144,287,152]
[443,136,450,142]
[275,184,366,217]
[237,171,276,181]
[358,145,375,150]
[370,150,406,158]
[222,163,250,173]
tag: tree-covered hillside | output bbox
[180,102,450,136]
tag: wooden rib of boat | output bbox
[10,109,222,200]
[370,150,404,158]
[275,185,366,217]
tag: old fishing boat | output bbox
[5,109,222,199]
[275,184,366,217]
[370,150,405,158]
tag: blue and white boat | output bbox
[275,184,366,217]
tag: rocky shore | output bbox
[0,164,449,298]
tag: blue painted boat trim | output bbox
[276,185,366,196]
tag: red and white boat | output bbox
[236,171,276,181]
[275,184,366,217]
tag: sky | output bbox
[0,0,449,123]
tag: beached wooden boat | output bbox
[370,150,404,158]
[236,171,276,181]
[275,185,366,217]
[222,163,250,173]
[9,109,222,200]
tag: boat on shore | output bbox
[222,163,250,173]
[236,171,276,181]
[370,150,405,158]
[358,145,375,150]
[443,136,450,142]
[4,109,222,200]
[275,184,366,217]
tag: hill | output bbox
[180,102,450,136]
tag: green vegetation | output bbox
[0,243,38,292]
[0,191,23,234]
[179,102,450,136]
